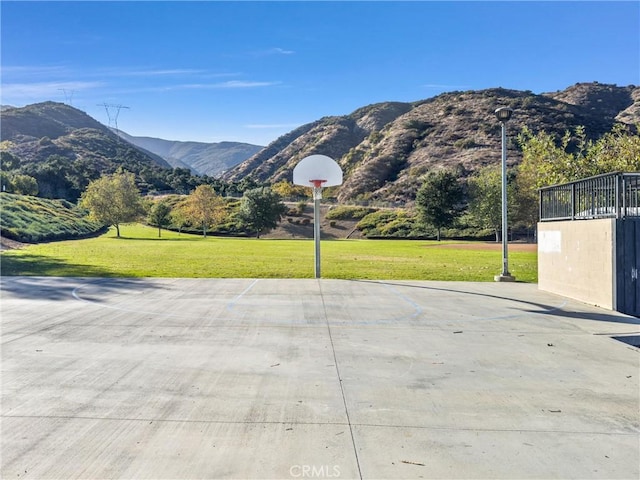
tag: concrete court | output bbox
[1,276,639,480]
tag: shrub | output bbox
[325,205,377,220]
[454,138,478,149]
[356,210,402,237]
[296,201,307,215]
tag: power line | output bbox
[97,103,130,137]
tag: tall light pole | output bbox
[494,107,515,282]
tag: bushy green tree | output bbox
[238,187,287,238]
[516,124,639,232]
[467,167,502,242]
[147,200,172,237]
[0,151,20,170]
[587,123,640,173]
[510,170,539,236]
[26,155,78,200]
[80,171,145,237]
[11,174,39,196]
[517,124,640,189]
[415,170,464,241]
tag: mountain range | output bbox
[0,102,262,179]
[223,82,639,203]
[115,130,262,177]
[0,101,170,172]
[1,82,638,205]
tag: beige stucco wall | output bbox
[538,219,616,310]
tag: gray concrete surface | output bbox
[1,277,639,479]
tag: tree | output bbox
[183,185,224,237]
[168,167,197,194]
[238,186,287,238]
[170,201,190,235]
[147,200,172,237]
[0,151,20,171]
[516,124,640,234]
[587,123,640,173]
[467,167,502,242]
[272,180,307,199]
[517,124,640,190]
[80,171,145,238]
[415,170,463,241]
[11,174,39,196]
[511,169,539,238]
[238,177,259,194]
[25,155,77,200]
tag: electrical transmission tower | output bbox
[97,103,130,138]
[59,88,76,106]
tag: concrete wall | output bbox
[538,219,616,310]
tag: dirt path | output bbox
[0,236,26,250]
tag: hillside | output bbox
[0,102,180,200]
[223,82,639,203]
[115,130,262,176]
[0,192,104,243]
[1,102,170,168]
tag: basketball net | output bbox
[310,179,326,200]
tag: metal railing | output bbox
[540,172,640,221]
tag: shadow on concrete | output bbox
[612,335,640,348]
[72,278,168,304]
[542,308,640,325]
[0,276,165,302]
[357,280,640,325]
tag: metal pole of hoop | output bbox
[311,180,326,278]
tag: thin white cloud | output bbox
[216,80,281,88]
[197,72,243,79]
[115,68,207,77]
[1,65,70,78]
[267,47,295,55]
[2,64,239,81]
[103,80,282,95]
[1,81,105,99]
[250,47,295,56]
[142,81,281,90]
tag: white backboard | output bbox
[292,155,343,188]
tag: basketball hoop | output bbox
[293,155,342,189]
[292,155,343,279]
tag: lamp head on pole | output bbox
[494,107,513,122]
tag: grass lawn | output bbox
[0,224,537,282]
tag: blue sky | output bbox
[2,1,639,146]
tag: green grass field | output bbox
[0,224,537,282]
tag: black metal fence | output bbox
[539,172,640,221]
